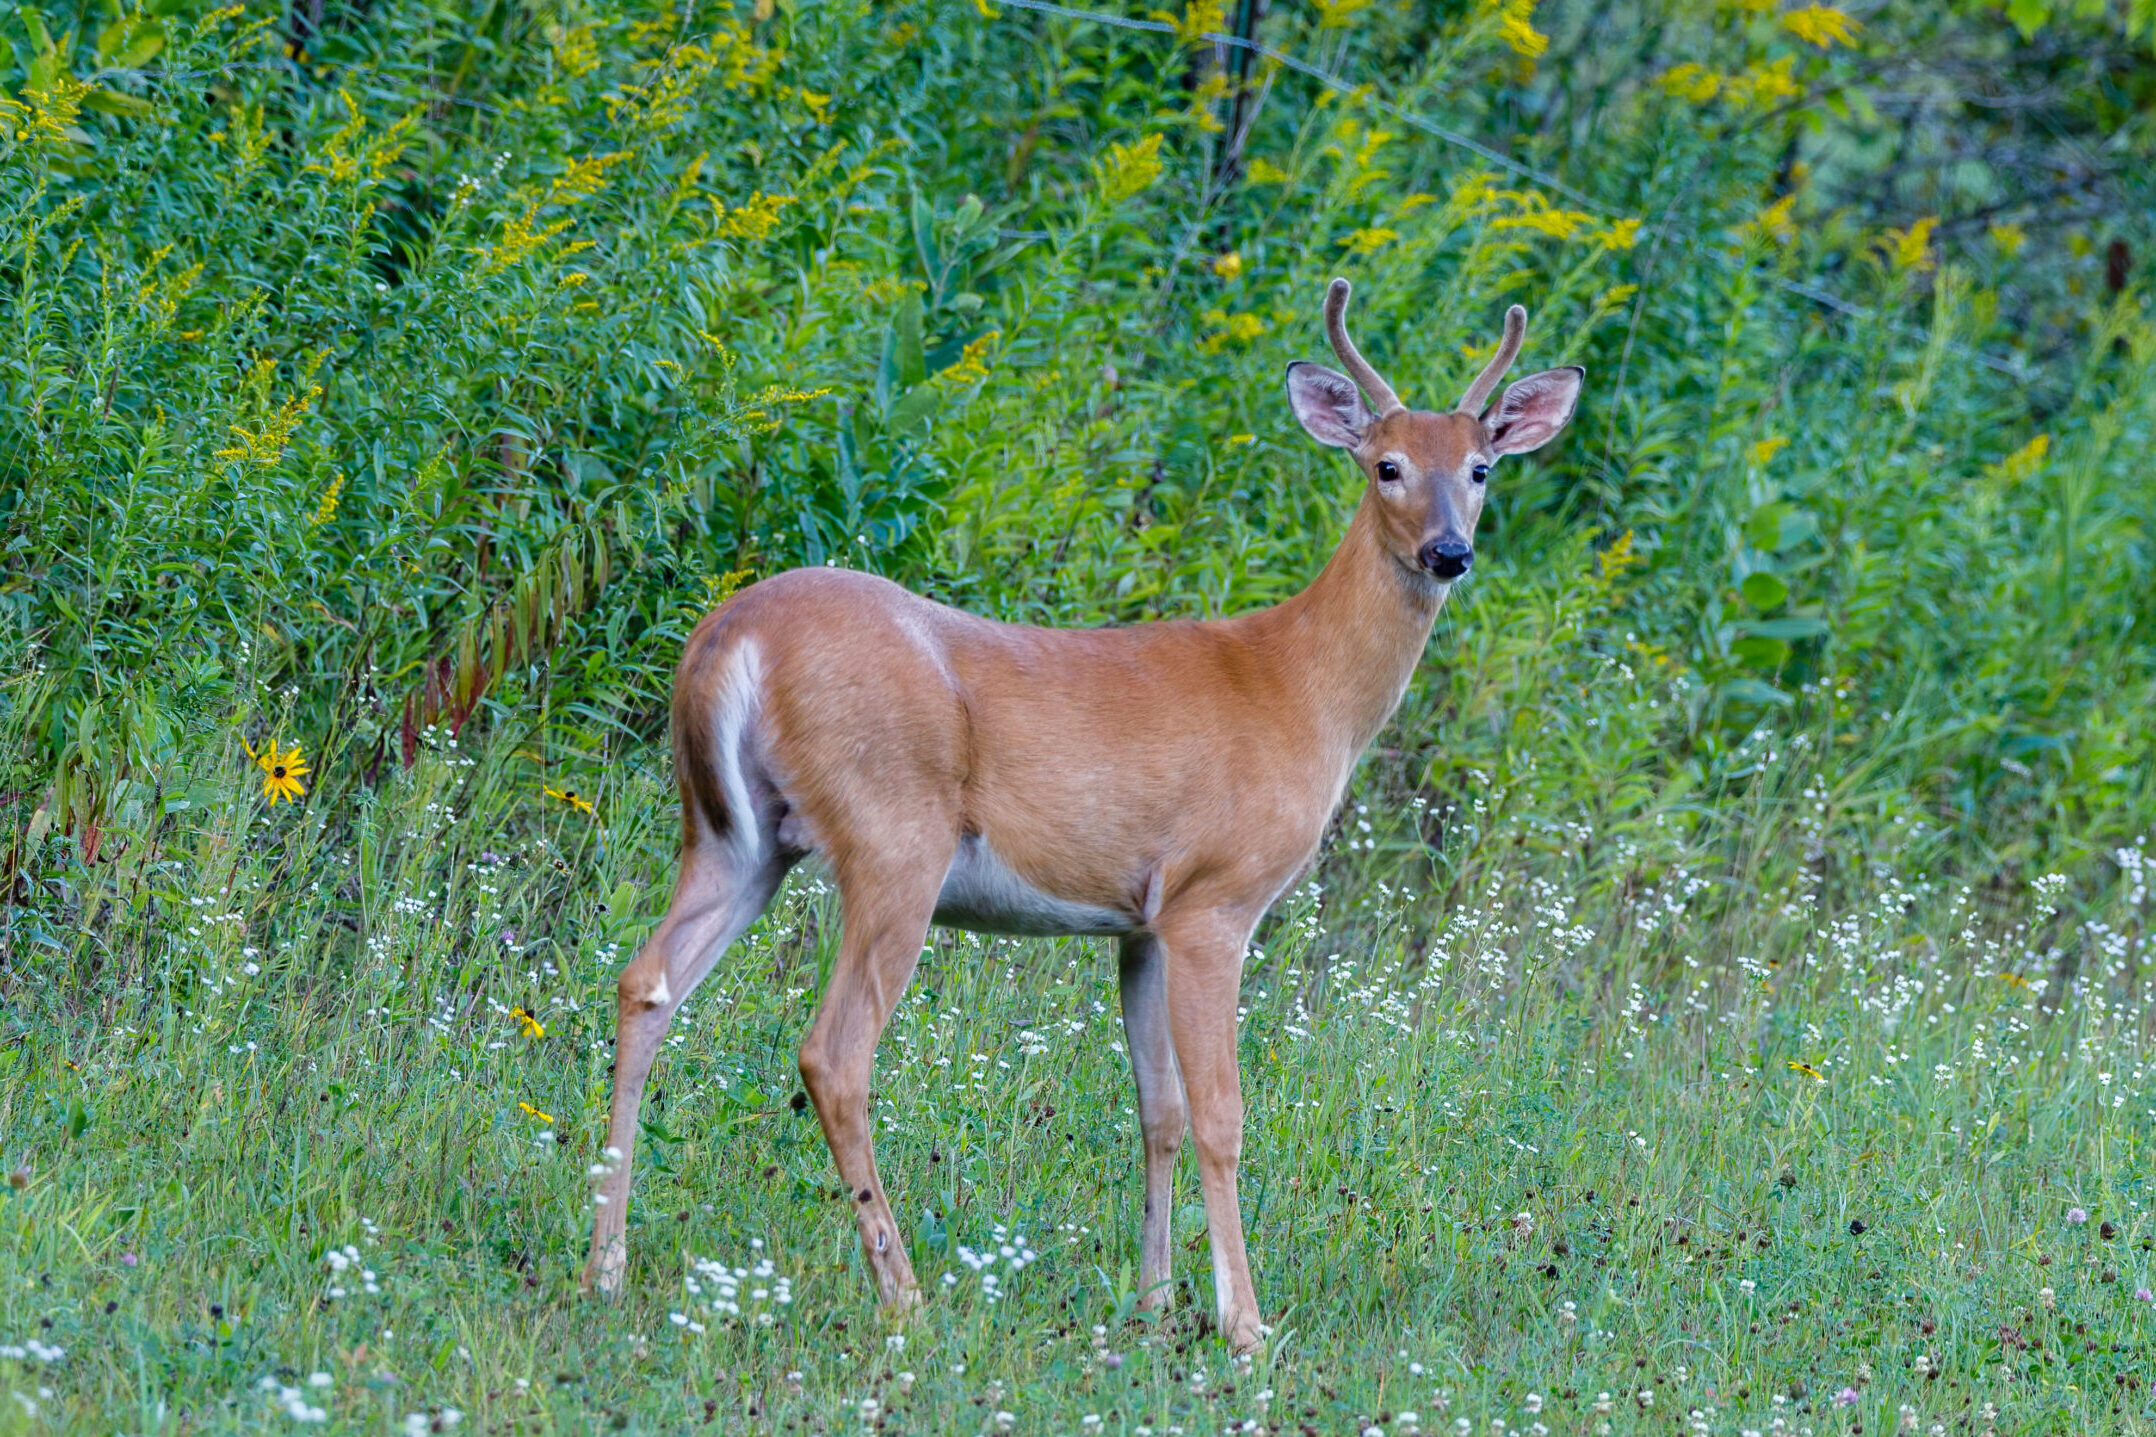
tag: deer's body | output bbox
[685,507,1436,941]
[583,281,1583,1351]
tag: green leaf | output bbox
[1719,676,1793,708]
[2005,0,2050,38]
[16,5,53,54]
[1739,571,1788,610]
[894,293,926,391]
[81,88,155,118]
[1743,616,1831,641]
[1731,636,1791,671]
[887,384,942,436]
[1744,504,1816,553]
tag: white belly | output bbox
[933,834,1131,937]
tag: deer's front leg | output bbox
[1157,906,1265,1352]
[1118,932,1188,1312]
[798,849,947,1312]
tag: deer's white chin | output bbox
[1393,560,1454,604]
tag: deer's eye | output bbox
[1375,460,1401,482]
[1470,462,1489,484]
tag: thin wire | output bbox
[978,0,2029,379]
[987,0,1600,208]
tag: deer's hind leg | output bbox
[796,830,955,1312]
[1119,932,1188,1311]
[585,836,785,1296]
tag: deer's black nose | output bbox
[1419,539,1473,579]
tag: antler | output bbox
[1324,278,1403,417]
[1456,304,1526,414]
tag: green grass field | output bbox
[4,0,2155,1430]
[1,740,2151,1433]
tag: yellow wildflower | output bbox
[1780,5,1858,48]
[1657,63,1721,103]
[1983,434,2048,487]
[1989,222,2025,258]
[1726,57,1800,110]
[1596,529,1644,584]
[1998,972,2032,990]
[1199,310,1267,351]
[1748,435,1790,466]
[1786,1060,1826,1082]
[544,784,596,816]
[519,1101,556,1123]
[546,22,600,78]
[510,1008,547,1040]
[1878,216,1936,274]
[1313,0,1370,27]
[1096,133,1165,205]
[703,566,755,609]
[244,738,310,806]
[1149,0,1224,45]
[711,192,796,241]
[1599,216,1644,250]
[549,151,632,206]
[309,474,345,528]
[1340,225,1399,256]
[216,361,321,468]
[1487,0,1548,58]
[1245,157,1290,185]
[1747,192,1799,245]
[941,331,999,386]
[1213,251,1244,280]
[1494,210,1591,241]
[483,204,574,273]
[1184,70,1231,133]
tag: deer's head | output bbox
[1286,278,1583,586]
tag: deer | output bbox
[582,278,1584,1351]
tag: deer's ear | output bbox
[1484,366,1584,456]
[1286,362,1375,450]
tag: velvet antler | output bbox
[1456,304,1526,414]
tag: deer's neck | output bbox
[1252,490,1444,754]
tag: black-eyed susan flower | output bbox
[518,1101,555,1124]
[510,1007,546,1039]
[544,783,595,816]
[244,737,309,805]
[1786,1060,1826,1082]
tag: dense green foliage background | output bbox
[1,0,2154,1432]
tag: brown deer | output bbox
[583,279,1583,1350]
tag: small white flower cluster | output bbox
[325,1245,379,1298]
[0,1341,62,1363]
[587,1146,624,1204]
[402,1408,462,1436]
[682,1248,792,1328]
[953,1225,1036,1303]
[258,1372,333,1423]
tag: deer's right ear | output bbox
[1286,362,1374,450]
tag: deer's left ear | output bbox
[1484,366,1584,456]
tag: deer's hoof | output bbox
[1223,1312,1266,1356]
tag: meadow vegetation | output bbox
[2,0,2154,1431]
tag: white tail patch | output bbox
[711,639,765,863]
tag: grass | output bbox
[0,732,2150,1433]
